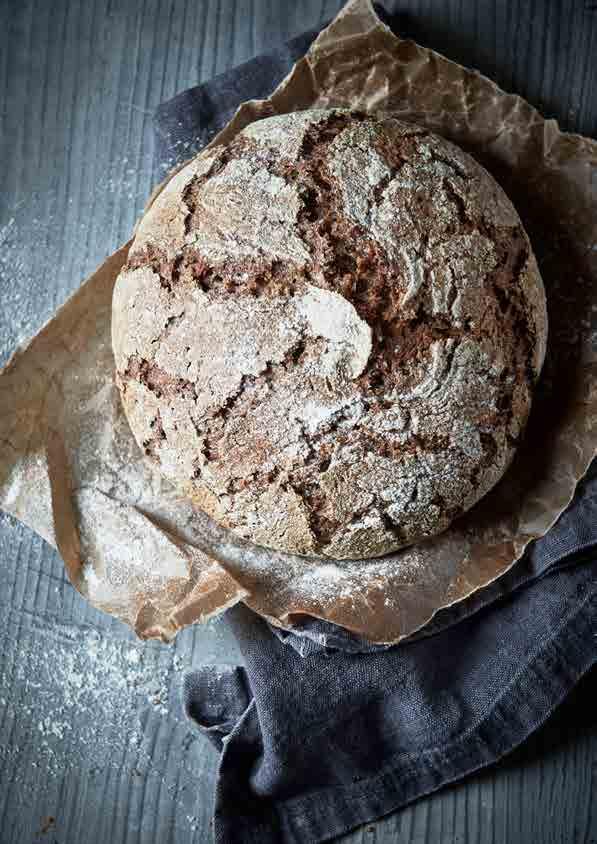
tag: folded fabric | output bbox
[155,26,597,844]
[185,571,595,844]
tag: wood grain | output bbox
[0,1,595,843]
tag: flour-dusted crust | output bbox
[112,110,547,559]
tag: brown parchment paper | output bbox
[1,0,597,643]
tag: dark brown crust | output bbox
[114,110,546,558]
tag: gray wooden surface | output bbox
[0,1,596,842]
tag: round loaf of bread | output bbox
[112,110,547,560]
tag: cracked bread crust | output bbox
[112,109,547,560]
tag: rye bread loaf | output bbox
[112,109,547,560]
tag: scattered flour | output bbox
[0,608,226,835]
[0,155,151,368]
